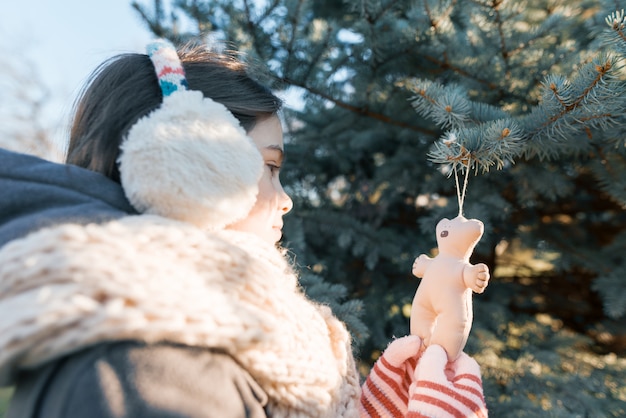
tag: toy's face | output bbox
[436,215,484,256]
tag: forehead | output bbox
[247,116,284,150]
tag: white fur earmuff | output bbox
[118,39,263,230]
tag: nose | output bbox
[275,176,293,215]
[281,190,293,214]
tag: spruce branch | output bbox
[371,0,398,22]
[358,0,398,23]
[405,78,529,172]
[406,79,471,129]
[300,25,335,84]
[416,0,457,31]
[588,149,626,207]
[604,9,626,55]
[415,0,459,31]
[195,3,213,34]
[592,267,626,319]
[281,76,435,133]
[407,47,623,173]
[506,13,566,58]
[228,0,266,68]
[428,119,525,173]
[606,9,626,41]
[420,53,499,89]
[490,0,512,81]
[282,0,305,77]
[527,53,622,143]
[132,0,168,38]
[254,0,282,24]
[421,0,437,30]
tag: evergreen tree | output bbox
[133,0,626,414]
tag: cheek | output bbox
[257,174,273,197]
[250,174,278,213]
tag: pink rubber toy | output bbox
[410,215,490,361]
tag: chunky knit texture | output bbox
[0,216,360,418]
[407,345,488,418]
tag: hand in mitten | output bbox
[407,345,488,418]
[360,335,422,418]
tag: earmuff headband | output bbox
[147,39,189,97]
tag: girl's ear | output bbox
[118,39,262,230]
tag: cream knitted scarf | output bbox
[0,215,361,417]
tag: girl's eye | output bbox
[266,164,281,176]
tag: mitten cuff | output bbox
[407,345,488,418]
[359,335,422,418]
[360,356,411,417]
[408,376,487,418]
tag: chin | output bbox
[270,228,283,245]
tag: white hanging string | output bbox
[453,164,471,217]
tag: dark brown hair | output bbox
[66,45,282,182]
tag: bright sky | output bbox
[0,1,154,149]
[0,1,301,156]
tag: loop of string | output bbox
[453,164,470,217]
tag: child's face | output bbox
[226,115,293,245]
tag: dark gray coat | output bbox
[7,342,268,418]
[0,149,268,417]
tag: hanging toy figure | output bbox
[410,165,490,362]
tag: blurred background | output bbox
[0,0,152,159]
[1,1,625,416]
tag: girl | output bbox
[0,39,487,417]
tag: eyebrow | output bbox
[265,144,284,153]
[264,144,284,161]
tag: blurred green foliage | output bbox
[128,0,626,415]
[0,387,13,417]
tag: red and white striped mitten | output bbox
[407,345,488,418]
[360,335,422,417]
